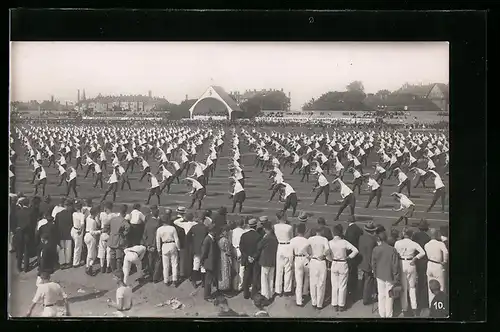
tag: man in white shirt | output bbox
[327,224,359,312]
[307,227,330,310]
[128,204,146,246]
[84,206,101,276]
[332,178,356,222]
[123,244,147,285]
[138,157,151,182]
[391,192,415,226]
[311,171,330,206]
[365,175,382,209]
[290,223,311,306]
[231,218,249,292]
[273,211,294,297]
[278,182,298,217]
[146,173,161,205]
[426,170,446,213]
[394,228,426,316]
[229,177,246,213]
[71,201,86,268]
[102,169,119,203]
[409,167,429,189]
[34,166,47,196]
[185,177,206,210]
[157,214,180,287]
[65,167,78,198]
[26,272,70,317]
[394,168,411,197]
[424,228,448,306]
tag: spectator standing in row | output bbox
[201,224,220,301]
[55,200,74,270]
[424,228,448,307]
[258,221,278,301]
[240,218,262,300]
[141,205,161,282]
[231,217,249,292]
[344,216,363,307]
[308,227,330,310]
[372,231,400,318]
[187,214,208,288]
[108,204,130,272]
[273,211,294,297]
[411,219,431,311]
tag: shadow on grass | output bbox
[355,216,373,222]
[65,289,109,304]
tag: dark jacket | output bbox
[239,229,262,266]
[200,234,219,271]
[38,202,54,220]
[358,233,378,272]
[174,224,186,249]
[38,242,58,275]
[293,221,314,239]
[320,226,334,241]
[372,242,400,284]
[213,213,227,229]
[187,222,208,256]
[108,215,130,249]
[38,220,59,247]
[257,233,278,267]
[412,231,431,255]
[142,215,159,248]
[15,206,33,232]
[345,223,363,249]
[54,209,73,241]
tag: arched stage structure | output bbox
[189,86,243,120]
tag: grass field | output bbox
[9,125,449,318]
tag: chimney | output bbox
[148,90,152,98]
[77,89,80,103]
[185,94,188,101]
[82,89,86,101]
[51,95,54,103]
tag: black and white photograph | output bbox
[9,41,451,319]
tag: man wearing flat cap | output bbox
[239,218,262,299]
[186,212,209,288]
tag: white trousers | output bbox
[41,306,58,317]
[401,260,417,311]
[330,261,348,307]
[58,240,72,265]
[261,266,275,300]
[232,248,245,291]
[97,233,111,266]
[84,233,98,267]
[123,251,143,285]
[427,261,445,307]
[275,244,293,294]
[294,257,310,305]
[309,259,327,308]
[70,228,83,267]
[193,254,206,273]
[376,278,394,318]
[162,243,179,283]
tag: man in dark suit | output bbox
[15,198,33,273]
[54,200,74,269]
[141,205,161,282]
[317,217,333,241]
[257,221,279,301]
[200,225,220,301]
[37,210,59,252]
[186,214,208,288]
[239,218,262,299]
[38,196,54,221]
[358,221,379,305]
[344,217,363,306]
[412,219,431,311]
[213,206,228,228]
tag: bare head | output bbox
[429,228,440,240]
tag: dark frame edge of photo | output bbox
[6,8,488,330]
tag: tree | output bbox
[346,81,365,92]
[239,99,262,118]
[376,89,391,99]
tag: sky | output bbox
[10,42,449,110]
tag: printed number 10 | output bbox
[433,301,444,310]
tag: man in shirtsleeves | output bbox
[173,208,197,281]
[290,223,311,307]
